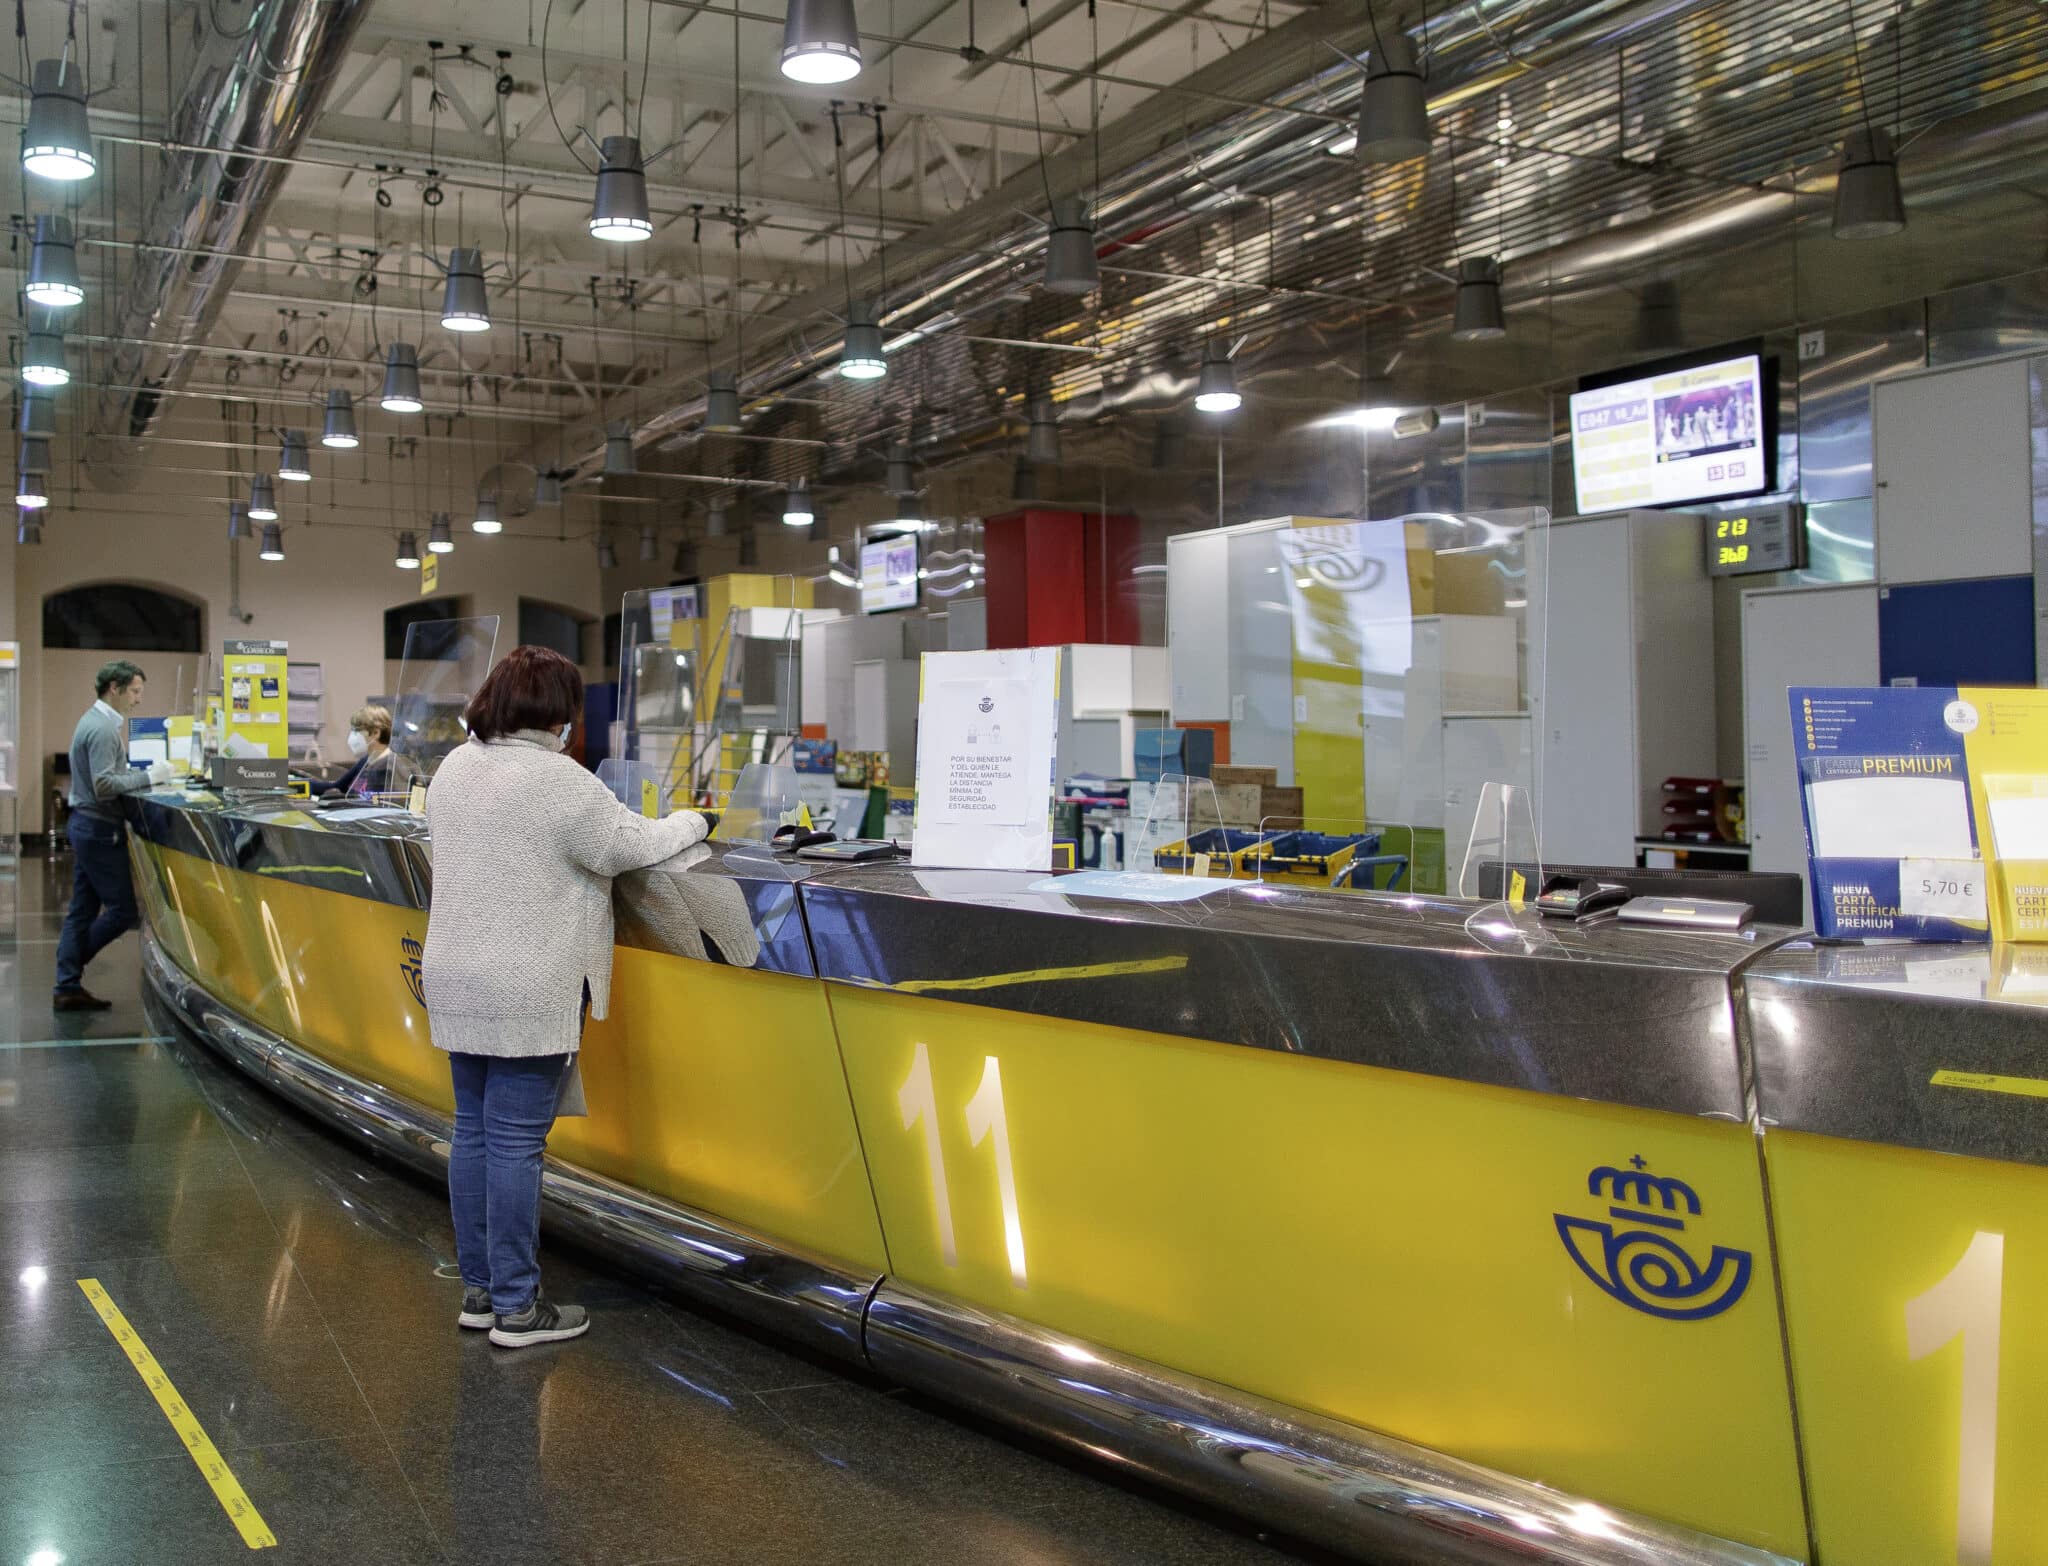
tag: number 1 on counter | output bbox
[1905,1230,2004,1566]
[897,1046,1029,1288]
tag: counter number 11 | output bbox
[898,1043,1029,1287]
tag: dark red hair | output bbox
[464,645,584,742]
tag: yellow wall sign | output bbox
[420,552,439,594]
[222,638,288,760]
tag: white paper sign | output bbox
[913,648,1060,870]
[1899,857,1988,921]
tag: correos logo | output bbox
[1553,1157,1753,1320]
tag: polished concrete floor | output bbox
[0,855,1337,1566]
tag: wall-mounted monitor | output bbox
[860,534,920,614]
[1570,347,1775,514]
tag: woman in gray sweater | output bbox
[423,645,707,1347]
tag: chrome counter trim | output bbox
[865,1282,1799,1566]
[1745,943,2048,1169]
[132,790,426,908]
[140,926,876,1363]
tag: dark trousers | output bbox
[55,813,139,994]
[447,1052,573,1315]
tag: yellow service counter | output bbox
[126,788,2048,1566]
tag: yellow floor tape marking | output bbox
[76,1279,279,1550]
[1930,1069,2048,1101]
[884,954,1189,995]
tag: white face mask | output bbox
[346,730,369,757]
[557,723,574,748]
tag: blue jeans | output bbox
[55,813,139,994]
[447,1052,573,1315]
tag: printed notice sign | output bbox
[913,648,1060,870]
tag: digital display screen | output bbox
[861,535,920,614]
[1570,352,1770,514]
[1704,503,1804,577]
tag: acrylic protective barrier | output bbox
[1161,510,1549,899]
[389,615,500,783]
[616,579,803,813]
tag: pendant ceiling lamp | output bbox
[321,389,359,448]
[590,137,654,243]
[597,532,619,570]
[25,215,83,308]
[19,388,56,438]
[1011,457,1038,502]
[428,512,455,553]
[17,516,41,545]
[639,522,658,563]
[605,421,637,476]
[278,429,312,481]
[1832,126,1905,239]
[1194,349,1241,414]
[440,247,491,331]
[1356,29,1430,164]
[782,477,816,528]
[1026,400,1060,464]
[884,441,916,496]
[839,302,886,381]
[1150,418,1188,470]
[673,534,698,576]
[15,467,47,509]
[22,324,68,387]
[534,471,562,507]
[227,500,252,540]
[1450,255,1506,341]
[704,370,742,431]
[1042,197,1100,295]
[472,493,502,534]
[22,59,95,182]
[247,474,279,521]
[704,496,729,537]
[19,435,51,475]
[258,523,285,561]
[780,0,861,84]
[890,494,925,530]
[738,523,761,568]
[395,531,421,569]
[381,342,423,412]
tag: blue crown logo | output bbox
[1554,1156,1752,1322]
[398,934,426,1009]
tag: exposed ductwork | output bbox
[87,0,374,490]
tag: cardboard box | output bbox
[1212,764,1278,789]
[1215,783,1264,826]
[1260,786,1305,824]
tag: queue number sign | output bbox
[1704,501,1804,577]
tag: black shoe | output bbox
[458,1287,494,1330]
[489,1294,589,1349]
[53,989,112,1012]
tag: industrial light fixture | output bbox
[19,436,50,474]
[704,370,742,431]
[440,247,491,331]
[1392,408,1441,439]
[16,516,41,545]
[258,522,284,561]
[737,523,761,568]
[782,477,816,527]
[395,531,421,569]
[1194,349,1241,414]
[25,215,83,307]
[596,532,619,570]
[472,493,502,534]
[534,471,562,507]
[780,0,861,84]
[884,440,916,496]
[19,388,55,438]
[22,324,68,387]
[1150,418,1189,469]
[589,137,654,242]
[1832,126,1905,239]
[639,522,658,562]
[1042,197,1099,295]
[428,512,455,553]
[278,429,312,481]
[1450,255,1507,341]
[891,493,925,530]
[1026,400,1061,463]
[22,59,96,182]
[321,389,359,448]
[227,500,252,540]
[605,421,637,476]
[840,302,887,381]
[1011,457,1038,502]
[15,468,47,509]
[247,474,279,521]
[1356,29,1430,164]
[380,342,423,412]
[673,533,698,576]
[704,495,729,536]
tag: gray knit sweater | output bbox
[422,731,708,1057]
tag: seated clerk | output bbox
[317,704,411,797]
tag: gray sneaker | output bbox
[458,1287,494,1330]
[489,1293,589,1349]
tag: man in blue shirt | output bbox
[54,660,172,1011]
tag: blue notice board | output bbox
[1878,575,2035,689]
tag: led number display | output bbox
[1705,502,1804,577]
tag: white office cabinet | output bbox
[1741,584,1880,913]
[1167,529,1231,719]
[1166,521,1290,781]
[1873,357,2031,584]
[1361,616,1519,832]
[1529,511,1717,867]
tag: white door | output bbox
[1873,358,2030,584]
[1741,584,1880,917]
